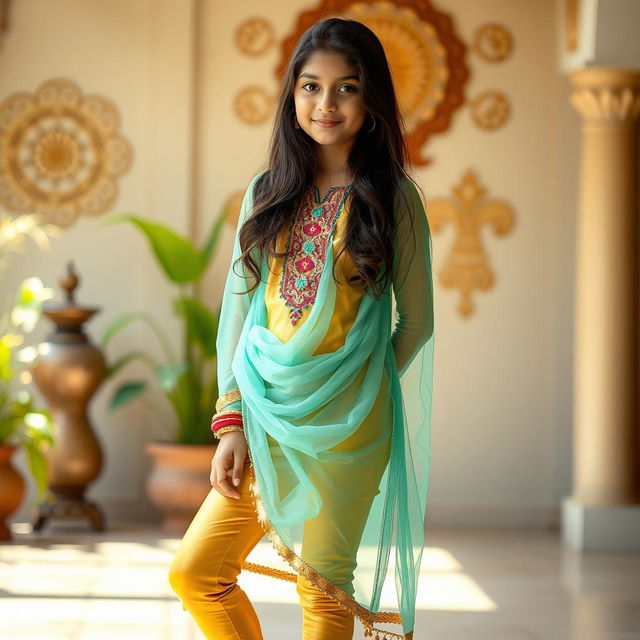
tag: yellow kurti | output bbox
[217,170,435,638]
[261,184,392,593]
[264,183,392,449]
[264,184,364,353]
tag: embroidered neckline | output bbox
[312,183,353,204]
[278,185,351,325]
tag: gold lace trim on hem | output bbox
[240,462,413,640]
[215,388,242,412]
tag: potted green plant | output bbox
[0,213,59,541]
[100,206,228,533]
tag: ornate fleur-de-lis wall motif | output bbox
[429,169,514,317]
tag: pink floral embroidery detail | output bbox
[279,185,351,325]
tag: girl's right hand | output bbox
[210,431,248,500]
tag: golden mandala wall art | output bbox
[278,0,469,166]
[234,85,273,125]
[472,23,513,63]
[470,90,510,129]
[0,78,132,227]
[235,17,276,56]
[429,169,515,318]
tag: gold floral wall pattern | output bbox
[277,0,469,166]
[234,17,276,56]
[0,78,132,227]
[472,23,513,63]
[429,169,514,318]
[470,90,510,130]
[469,22,513,131]
[234,85,273,125]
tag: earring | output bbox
[368,115,376,133]
[294,117,301,129]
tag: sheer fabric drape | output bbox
[215,170,434,639]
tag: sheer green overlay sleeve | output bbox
[391,178,434,378]
[214,170,265,416]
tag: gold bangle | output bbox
[214,424,245,439]
[215,389,242,412]
[211,407,243,423]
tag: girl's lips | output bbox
[313,119,341,128]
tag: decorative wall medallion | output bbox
[235,17,276,56]
[234,85,273,125]
[470,90,510,129]
[0,78,132,227]
[278,0,469,166]
[472,23,513,63]
[429,169,514,317]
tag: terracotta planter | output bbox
[0,444,26,542]
[145,440,216,535]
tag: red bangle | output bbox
[211,412,243,432]
[212,417,243,431]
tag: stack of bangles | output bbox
[211,389,244,439]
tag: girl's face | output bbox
[293,49,367,149]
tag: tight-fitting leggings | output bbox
[167,456,355,640]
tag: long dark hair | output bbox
[235,17,418,298]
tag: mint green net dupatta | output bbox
[215,170,435,640]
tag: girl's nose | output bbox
[318,92,337,112]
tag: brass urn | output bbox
[30,262,107,531]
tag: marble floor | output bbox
[1,520,639,640]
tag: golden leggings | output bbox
[168,458,355,640]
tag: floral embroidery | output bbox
[279,185,352,325]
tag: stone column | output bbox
[562,67,640,551]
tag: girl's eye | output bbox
[301,83,358,94]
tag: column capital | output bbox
[568,67,640,123]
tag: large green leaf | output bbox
[104,214,206,284]
[109,381,146,410]
[100,311,176,363]
[24,443,49,503]
[155,362,190,391]
[174,296,218,359]
[201,208,228,267]
[105,350,158,379]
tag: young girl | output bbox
[169,17,434,640]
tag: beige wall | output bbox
[3,0,580,528]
